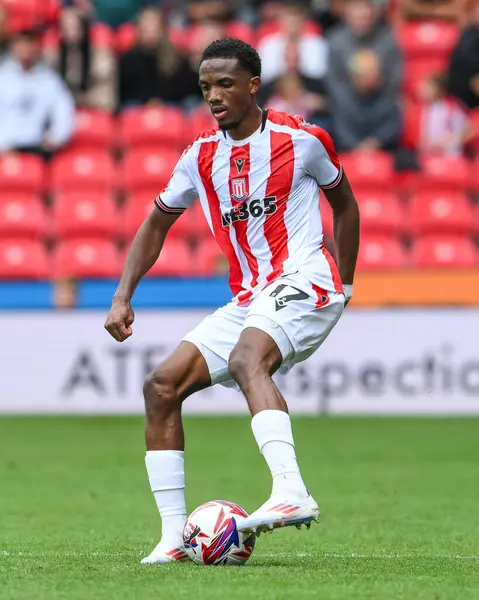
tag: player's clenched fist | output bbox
[104,298,135,342]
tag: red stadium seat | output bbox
[53,238,121,278]
[396,21,459,59]
[225,21,255,45]
[52,191,119,239]
[356,236,408,270]
[123,195,210,241]
[359,191,403,236]
[70,109,116,150]
[122,191,157,239]
[469,154,479,188]
[0,194,47,239]
[120,107,186,149]
[146,238,193,277]
[409,191,473,235]
[50,150,117,192]
[116,23,138,52]
[404,56,448,101]
[196,238,227,276]
[0,239,49,279]
[0,153,45,193]
[411,234,478,268]
[90,23,114,50]
[188,106,217,143]
[122,148,179,192]
[340,151,394,190]
[419,154,469,191]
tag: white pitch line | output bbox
[1,551,478,560]
[263,553,479,560]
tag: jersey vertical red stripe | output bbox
[321,245,344,294]
[228,144,259,305]
[264,131,295,283]
[197,141,244,297]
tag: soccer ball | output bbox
[183,500,256,566]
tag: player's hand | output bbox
[104,297,135,342]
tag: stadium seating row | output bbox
[1,191,479,240]
[2,147,479,195]
[36,19,459,59]
[0,234,477,280]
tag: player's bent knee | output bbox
[143,369,179,416]
[228,348,260,385]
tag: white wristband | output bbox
[343,284,353,302]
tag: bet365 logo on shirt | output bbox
[221,196,278,227]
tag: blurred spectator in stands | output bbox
[44,7,117,112]
[185,0,234,24]
[398,0,469,25]
[119,8,201,109]
[326,0,402,101]
[416,74,472,155]
[329,49,402,151]
[448,0,479,110]
[262,38,329,126]
[54,277,78,309]
[258,0,328,85]
[0,5,9,62]
[310,0,346,32]
[62,0,159,28]
[0,29,75,156]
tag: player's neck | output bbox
[227,105,263,141]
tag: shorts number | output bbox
[270,284,309,311]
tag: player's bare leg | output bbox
[228,327,319,535]
[141,341,211,564]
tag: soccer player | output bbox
[105,38,360,564]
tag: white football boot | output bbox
[237,491,320,536]
[141,541,189,565]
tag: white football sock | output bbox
[145,450,187,550]
[251,410,309,499]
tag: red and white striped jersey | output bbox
[156,109,344,304]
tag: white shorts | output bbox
[183,272,345,391]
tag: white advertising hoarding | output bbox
[0,309,478,414]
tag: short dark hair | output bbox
[200,37,262,78]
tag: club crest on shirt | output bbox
[234,158,245,174]
[231,177,248,202]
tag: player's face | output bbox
[199,58,260,130]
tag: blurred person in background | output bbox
[0,5,9,62]
[415,74,472,155]
[53,277,78,309]
[329,48,402,151]
[44,7,117,112]
[261,36,329,127]
[0,29,75,156]
[448,0,479,110]
[310,0,346,32]
[185,0,235,24]
[258,0,328,85]
[326,0,402,105]
[398,0,470,24]
[62,0,160,28]
[119,8,201,109]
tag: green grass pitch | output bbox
[1,416,478,600]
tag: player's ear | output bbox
[250,76,261,95]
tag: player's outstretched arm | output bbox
[105,206,179,341]
[323,173,360,304]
